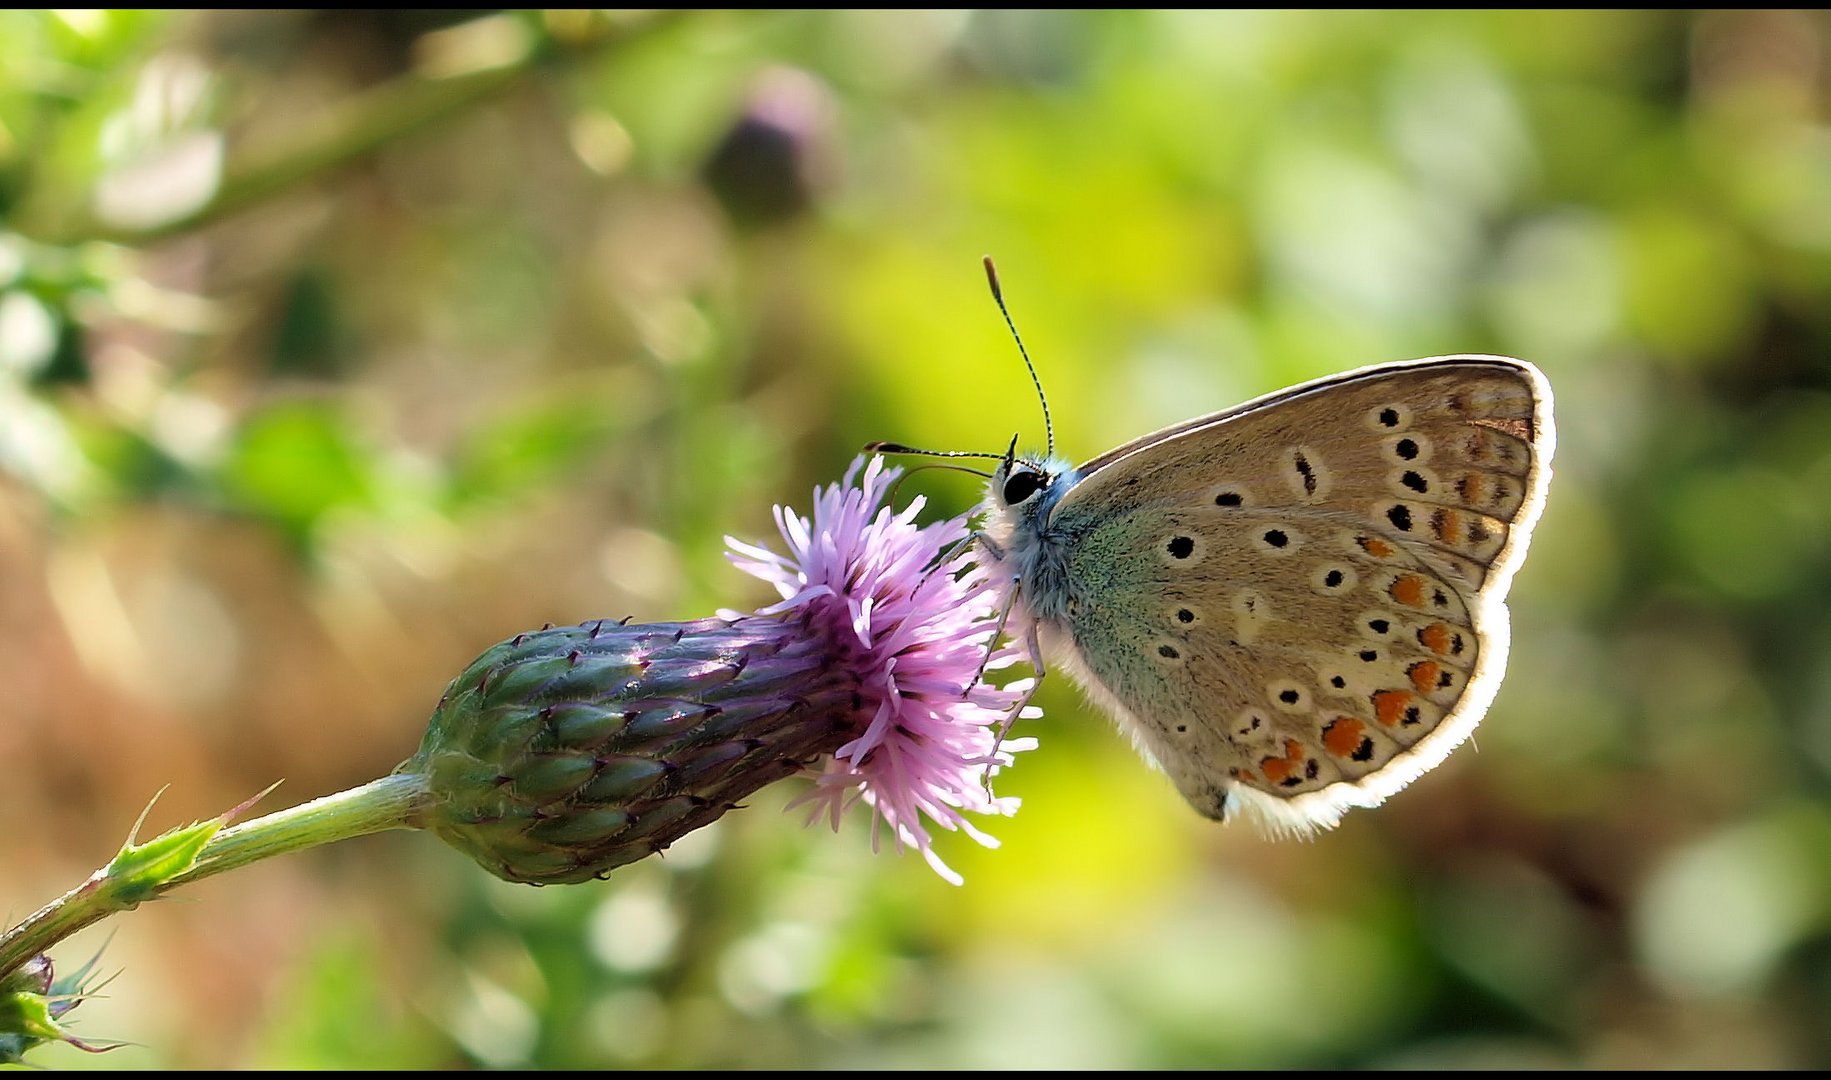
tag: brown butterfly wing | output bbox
[1037,356,1554,832]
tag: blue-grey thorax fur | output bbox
[982,454,1083,625]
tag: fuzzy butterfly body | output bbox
[980,355,1555,834]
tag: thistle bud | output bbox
[700,66,837,228]
[0,951,111,1062]
[412,614,873,884]
[0,955,52,998]
[406,457,1038,885]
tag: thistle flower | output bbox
[409,456,1037,885]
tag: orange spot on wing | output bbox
[1458,472,1485,504]
[1322,717,1365,757]
[1433,508,1462,542]
[1419,622,1453,655]
[1359,536,1395,559]
[1390,574,1426,606]
[1409,660,1443,694]
[1372,690,1412,726]
[1259,739,1305,783]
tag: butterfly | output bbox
[880,261,1555,834]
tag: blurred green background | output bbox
[4,9,1830,1069]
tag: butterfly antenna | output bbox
[864,441,1005,462]
[983,255,1053,458]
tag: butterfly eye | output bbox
[1002,469,1045,506]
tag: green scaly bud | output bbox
[404,614,869,885]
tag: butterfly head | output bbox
[984,435,1077,546]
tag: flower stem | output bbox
[0,773,430,977]
[172,773,431,886]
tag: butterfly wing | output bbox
[1037,355,1554,833]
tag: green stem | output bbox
[23,10,689,245]
[107,62,532,244]
[174,772,430,886]
[0,773,430,977]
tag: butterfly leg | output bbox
[976,576,1047,792]
[980,620,1044,795]
[936,528,1014,690]
[924,528,1021,692]
[938,529,1042,792]
[970,563,1022,688]
[922,531,984,588]
[1000,618,1045,735]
